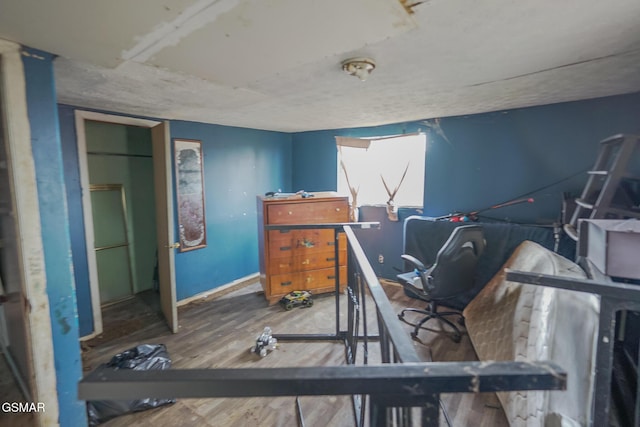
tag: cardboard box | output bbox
[584,219,640,279]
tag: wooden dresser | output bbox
[257,192,349,304]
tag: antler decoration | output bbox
[339,148,360,222]
[381,162,410,222]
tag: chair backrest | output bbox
[427,225,485,300]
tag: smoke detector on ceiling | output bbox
[341,58,376,81]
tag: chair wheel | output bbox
[410,331,418,340]
[398,313,404,320]
[451,334,462,343]
[457,317,465,326]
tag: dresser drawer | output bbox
[269,249,346,275]
[269,266,347,295]
[268,230,345,256]
[267,200,347,224]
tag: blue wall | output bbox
[58,105,93,336]
[23,50,87,426]
[420,95,640,223]
[169,121,292,299]
[292,92,640,279]
[58,109,292,334]
[293,92,640,223]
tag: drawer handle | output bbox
[288,211,293,215]
[302,259,310,265]
[281,281,292,286]
[327,241,335,246]
[279,230,290,234]
[335,208,340,212]
[280,246,292,251]
[326,257,336,262]
[327,275,336,280]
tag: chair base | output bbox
[398,304,464,343]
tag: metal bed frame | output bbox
[79,223,567,426]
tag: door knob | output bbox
[166,242,180,249]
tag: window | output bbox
[337,133,426,208]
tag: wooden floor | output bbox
[81,282,508,427]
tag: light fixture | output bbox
[341,58,376,81]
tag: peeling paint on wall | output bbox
[21,50,46,60]
[54,309,71,335]
[421,118,451,145]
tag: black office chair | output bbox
[397,225,485,342]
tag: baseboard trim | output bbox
[177,273,260,307]
[79,331,99,342]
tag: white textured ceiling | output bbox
[1,0,640,132]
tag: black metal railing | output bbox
[79,222,567,427]
[342,225,437,426]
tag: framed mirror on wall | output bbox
[174,138,206,252]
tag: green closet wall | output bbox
[85,121,157,296]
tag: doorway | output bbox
[76,111,178,339]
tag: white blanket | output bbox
[463,241,600,427]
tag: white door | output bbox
[151,122,178,333]
[76,111,178,336]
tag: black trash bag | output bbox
[86,344,176,426]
